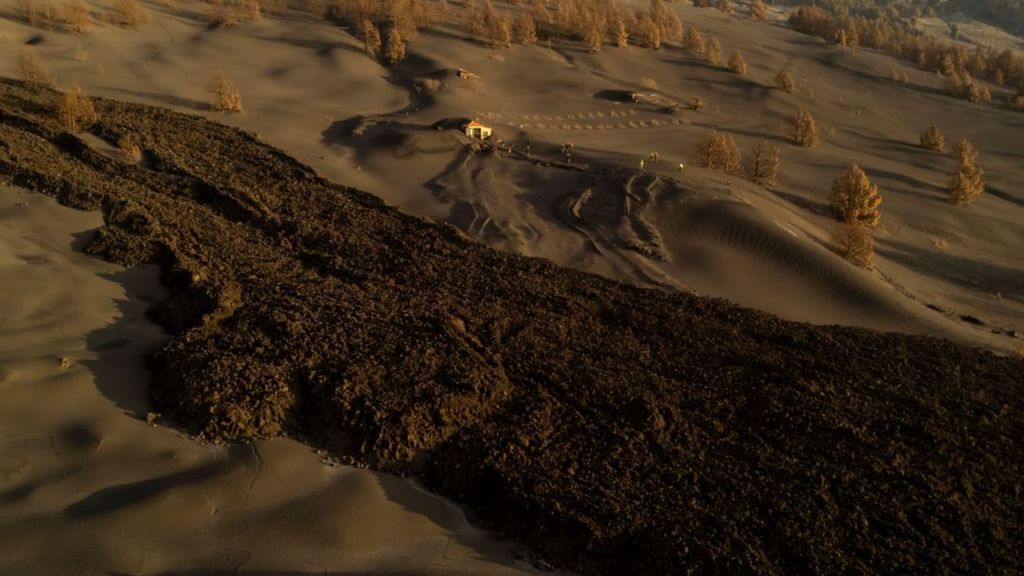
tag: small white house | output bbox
[464,120,493,140]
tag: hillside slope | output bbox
[1,79,1021,576]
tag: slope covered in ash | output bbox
[1,79,1021,575]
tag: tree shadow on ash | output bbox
[875,238,1024,302]
[99,87,209,112]
[770,189,833,218]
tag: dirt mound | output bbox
[1,79,1021,576]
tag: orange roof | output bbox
[466,120,489,128]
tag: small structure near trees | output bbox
[464,120,493,140]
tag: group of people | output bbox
[483,138,686,175]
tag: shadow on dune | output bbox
[770,188,833,218]
[64,457,234,518]
[877,238,1024,301]
[250,34,365,58]
[99,87,208,112]
[986,184,1024,208]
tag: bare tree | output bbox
[833,224,874,269]
[745,140,781,187]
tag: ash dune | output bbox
[2,1,1021,352]
[0,186,549,576]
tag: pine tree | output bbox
[718,0,733,15]
[919,124,945,152]
[513,12,537,45]
[491,14,512,48]
[584,21,603,52]
[775,68,796,93]
[949,139,984,206]
[706,36,723,66]
[384,28,406,64]
[789,108,819,147]
[634,14,661,49]
[831,164,882,227]
[613,18,629,47]
[728,50,748,75]
[362,20,382,57]
[745,140,781,187]
[683,26,705,55]
[750,0,768,21]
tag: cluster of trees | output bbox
[823,124,987,268]
[918,125,985,205]
[9,0,146,31]
[324,0,691,59]
[787,5,1024,106]
[693,130,782,188]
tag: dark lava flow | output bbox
[1,79,1021,575]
